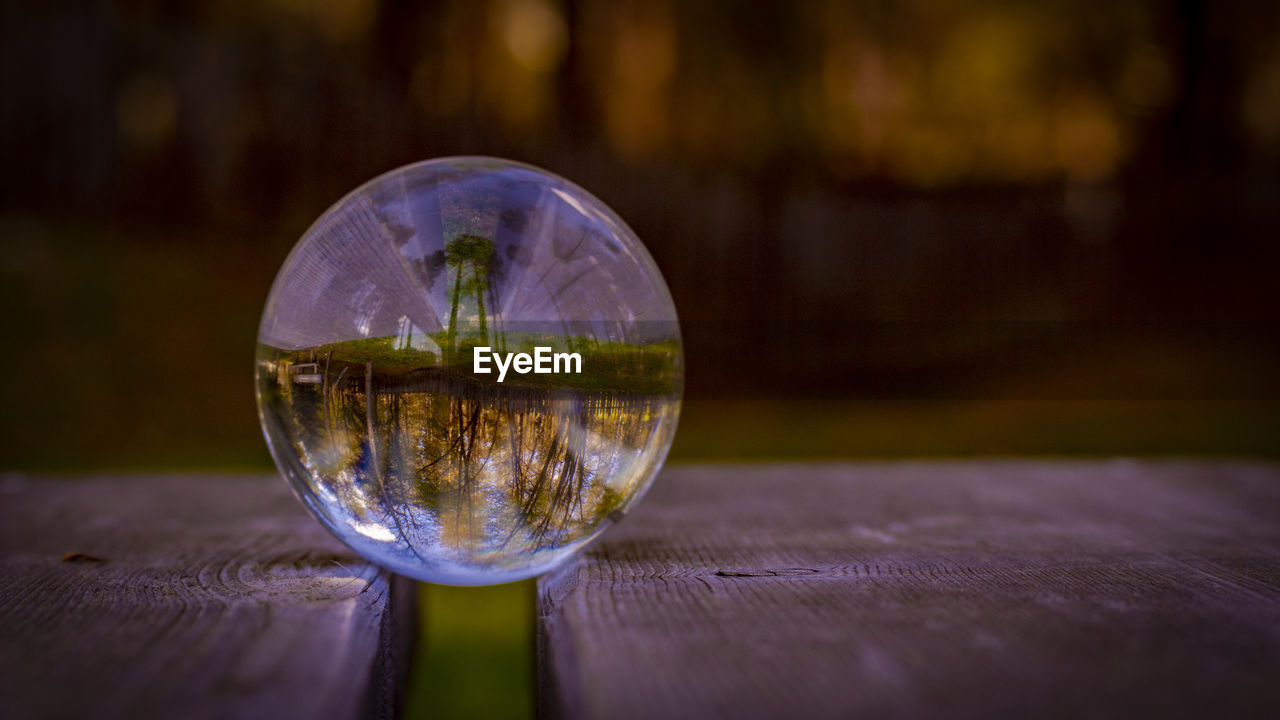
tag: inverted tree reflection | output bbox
[263,350,677,572]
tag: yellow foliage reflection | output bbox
[261,347,679,574]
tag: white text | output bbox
[473,347,583,382]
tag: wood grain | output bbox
[0,473,415,720]
[538,461,1280,720]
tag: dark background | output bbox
[3,0,1279,468]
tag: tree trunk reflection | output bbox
[267,356,678,571]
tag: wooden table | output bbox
[3,462,1279,719]
[538,461,1280,719]
[0,473,414,720]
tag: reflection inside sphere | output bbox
[255,157,682,585]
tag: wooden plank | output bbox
[538,461,1280,720]
[0,473,415,720]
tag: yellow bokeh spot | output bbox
[499,0,568,73]
[1120,43,1175,115]
[1243,45,1280,151]
[1053,94,1124,182]
[118,73,177,148]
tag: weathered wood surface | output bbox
[538,461,1280,720]
[0,473,415,720]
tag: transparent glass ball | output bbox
[255,157,682,585]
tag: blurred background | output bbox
[4,0,1280,467]
[3,0,1278,716]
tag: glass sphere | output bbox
[255,157,682,585]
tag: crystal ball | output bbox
[255,157,682,585]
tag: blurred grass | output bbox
[669,399,1280,460]
[0,217,279,470]
[405,581,534,720]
